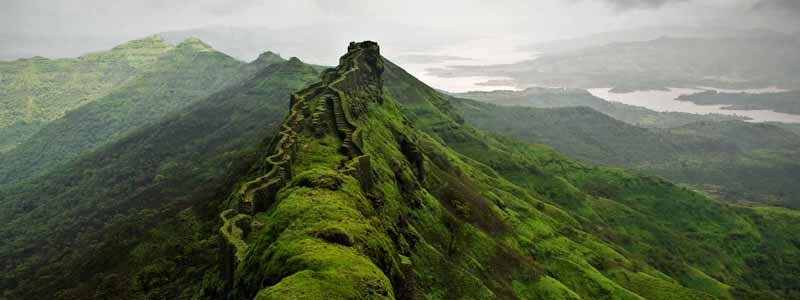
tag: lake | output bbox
[588,88,800,124]
[394,40,800,124]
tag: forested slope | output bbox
[0,57,319,299]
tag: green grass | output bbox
[451,95,800,208]
[0,35,172,151]
[3,39,800,300]
[384,56,800,299]
[207,43,800,300]
[0,37,263,187]
[0,55,319,299]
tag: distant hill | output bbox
[677,90,800,115]
[455,87,741,128]
[777,122,800,135]
[451,94,800,208]
[0,57,320,299]
[432,34,800,91]
[2,40,799,300]
[0,32,136,61]
[204,41,800,300]
[0,35,173,152]
[521,26,784,54]
[383,47,800,300]
[0,37,272,186]
[158,24,473,64]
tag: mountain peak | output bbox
[286,56,303,66]
[111,34,170,51]
[227,41,386,215]
[217,41,403,298]
[348,40,380,52]
[335,41,384,99]
[212,40,537,299]
[253,51,283,64]
[342,41,382,74]
[176,37,214,52]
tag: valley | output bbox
[425,34,800,92]
[2,3,800,298]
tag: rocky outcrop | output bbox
[217,42,384,293]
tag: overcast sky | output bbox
[2,0,799,62]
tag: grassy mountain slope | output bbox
[652,121,800,206]
[451,97,800,207]
[0,35,174,152]
[452,101,682,166]
[383,57,800,299]
[0,38,261,186]
[203,42,800,300]
[455,88,739,128]
[0,58,319,299]
[2,40,799,300]
[777,123,800,136]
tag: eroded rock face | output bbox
[211,39,751,300]
[210,40,533,300]
[215,41,397,299]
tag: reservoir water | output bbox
[588,88,800,124]
[394,39,800,124]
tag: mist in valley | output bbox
[3,1,800,299]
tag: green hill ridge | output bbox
[449,95,800,208]
[0,53,319,300]
[1,40,799,300]
[0,37,273,186]
[200,42,800,299]
[0,35,174,152]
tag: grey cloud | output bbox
[3,0,799,63]
[753,0,800,15]
[591,0,689,10]
[396,54,474,64]
[204,0,266,16]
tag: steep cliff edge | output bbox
[208,41,702,300]
[210,41,533,299]
[214,41,401,299]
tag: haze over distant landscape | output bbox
[3,1,800,299]
[3,1,800,60]
[2,1,798,93]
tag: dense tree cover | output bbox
[0,38,271,187]
[1,40,799,300]
[384,59,800,299]
[451,97,800,208]
[205,44,800,299]
[778,123,800,136]
[0,36,173,152]
[0,58,319,299]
